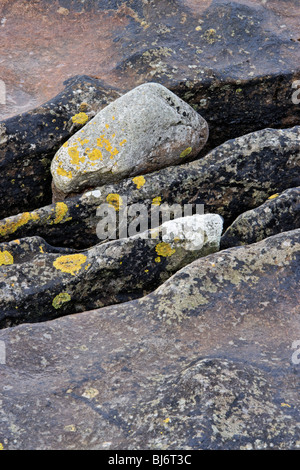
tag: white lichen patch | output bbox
[160,214,223,251]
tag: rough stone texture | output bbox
[1,126,298,250]
[51,82,208,198]
[1,0,299,218]
[0,214,223,328]
[221,187,300,249]
[0,76,122,220]
[0,229,299,450]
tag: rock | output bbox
[50,82,208,200]
[0,214,223,327]
[1,126,298,249]
[0,229,299,450]
[0,76,122,220]
[1,0,299,217]
[221,187,300,249]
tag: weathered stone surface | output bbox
[221,187,300,249]
[0,214,223,328]
[51,82,208,199]
[1,126,298,249]
[1,1,299,218]
[0,76,122,219]
[0,229,299,450]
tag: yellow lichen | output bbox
[106,193,123,211]
[119,139,127,146]
[0,211,39,238]
[155,256,161,263]
[180,147,192,158]
[87,148,103,161]
[0,443,3,450]
[155,242,175,257]
[54,202,69,224]
[53,254,87,276]
[96,135,118,159]
[57,166,72,179]
[68,146,80,164]
[52,292,71,309]
[268,193,279,200]
[0,250,14,266]
[71,112,89,125]
[132,175,146,189]
[152,196,162,206]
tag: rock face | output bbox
[0,76,122,220]
[0,0,299,452]
[0,230,299,450]
[0,214,223,327]
[51,83,208,200]
[221,187,300,249]
[1,0,299,218]
[1,126,298,250]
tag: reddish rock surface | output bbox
[0,0,299,119]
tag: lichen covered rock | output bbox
[221,187,300,248]
[0,214,222,327]
[0,229,299,449]
[1,126,298,250]
[51,82,208,199]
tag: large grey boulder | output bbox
[51,82,208,200]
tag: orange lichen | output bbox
[106,193,123,211]
[0,250,14,266]
[155,242,175,257]
[53,254,87,276]
[132,176,146,189]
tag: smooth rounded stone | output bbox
[221,187,300,249]
[0,213,222,327]
[50,82,209,199]
[0,230,299,450]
